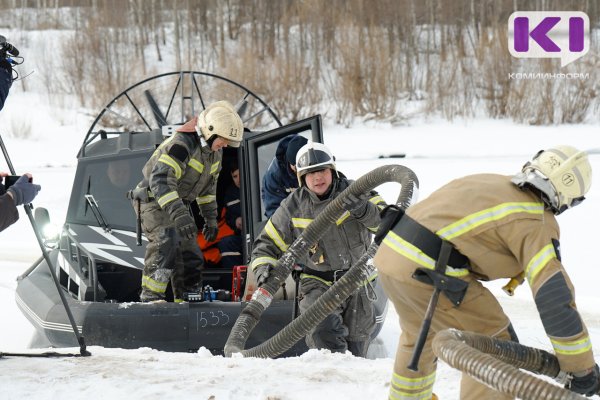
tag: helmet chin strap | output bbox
[206,135,216,148]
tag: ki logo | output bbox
[508,11,589,67]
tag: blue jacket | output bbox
[0,64,12,111]
[261,135,299,218]
[223,183,241,235]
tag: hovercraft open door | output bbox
[239,115,324,264]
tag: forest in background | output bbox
[1,0,599,125]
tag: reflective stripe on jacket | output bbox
[139,131,221,223]
[251,176,385,276]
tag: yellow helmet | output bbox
[196,100,244,148]
[512,145,592,214]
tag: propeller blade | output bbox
[144,89,168,128]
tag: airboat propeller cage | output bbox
[14,71,391,356]
[197,100,244,147]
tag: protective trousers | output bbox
[298,277,376,357]
[378,268,514,400]
[139,201,204,302]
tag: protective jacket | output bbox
[374,173,594,399]
[261,135,298,218]
[251,175,386,355]
[0,192,18,232]
[251,176,385,277]
[140,122,221,224]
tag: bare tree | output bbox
[6,0,600,125]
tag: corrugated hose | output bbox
[432,328,590,399]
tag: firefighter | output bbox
[373,145,598,399]
[251,142,386,357]
[132,100,244,302]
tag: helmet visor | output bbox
[296,147,333,171]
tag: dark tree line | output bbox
[2,0,599,124]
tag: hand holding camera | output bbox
[3,173,41,206]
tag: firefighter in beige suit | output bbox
[373,145,598,399]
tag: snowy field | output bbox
[1,92,600,399]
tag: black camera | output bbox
[3,175,25,190]
[0,35,19,58]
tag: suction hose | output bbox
[224,164,418,358]
[432,329,587,400]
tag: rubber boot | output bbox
[347,340,369,358]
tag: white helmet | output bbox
[512,145,592,215]
[295,141,337,186]
[196,100,244,147]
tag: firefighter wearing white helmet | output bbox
[250,140,387,357]
[373,145,597,399]
[196,100,244,148]
[131,100,244,302]
[512,145,592,215]
[294,141,339,186]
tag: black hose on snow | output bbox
[224,164,419,357]
[432,329,587,400]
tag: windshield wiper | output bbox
[85,194,111,233]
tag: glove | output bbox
[567,364,600,396]
[7,175,41,206]
[202,222,219,242]
[174,213,197,241]
[341,192,369,217]
[254,264,272,286]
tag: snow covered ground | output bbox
[1,92,600,399]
